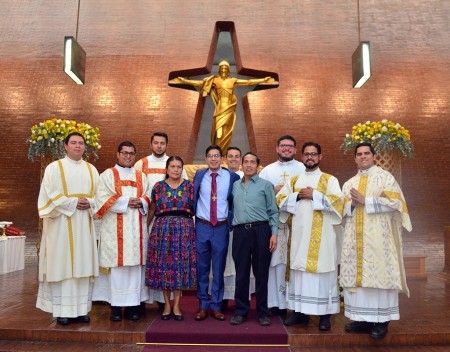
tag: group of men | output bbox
[37,131,411,339]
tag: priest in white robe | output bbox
[36,132,99,325]
[341,143,412,339]
[259,135,305,316]
[277,142,343,330]
[93,141,151,321]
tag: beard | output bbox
[278,154,294,162]
[304,160,320,169]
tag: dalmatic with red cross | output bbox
[96,166,151,269]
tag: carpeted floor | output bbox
[145,295,289,351]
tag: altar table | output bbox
[0,236,26,274]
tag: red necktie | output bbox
[210,173,218,226]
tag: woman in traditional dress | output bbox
[145,156,196,321]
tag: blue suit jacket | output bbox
[193,167,240,226]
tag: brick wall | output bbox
[0,0,449,272]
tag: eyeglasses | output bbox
[207,154,221,159]
[279,144,295,149]
[303,152,319,157]
[119,151,136,156]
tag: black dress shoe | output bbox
[370,322,389,339]
[268,307,287,317]
[173,310,184,321]
[110,306,122,321]
[72,315,90,323]
[161,312,172,320]
[345,321,373,332]
[258,316,271,326]
[283,312,310,326]
[230,315,247,325]
[319,314,331,331]
[124,306,141,321]
[56,317,70,325]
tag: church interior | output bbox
[0,1,449,351]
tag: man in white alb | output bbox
[93,141,151,321]
[341,143,412,339]
[277,142,343,330]
[37,132,99,325]
[259,135,305,316]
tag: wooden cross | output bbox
[168,21,279,157]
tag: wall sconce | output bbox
[64,36,86,85]
[63,0,86,85]
[352,41,371,88]
[352,0,371,88]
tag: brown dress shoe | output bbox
[195,308,209,321]
[211,310,225,321]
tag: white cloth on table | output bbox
[0,236,25,274]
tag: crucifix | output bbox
[168,21,279,160]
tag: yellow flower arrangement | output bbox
[342,119,413,158]
[27,118,101,161]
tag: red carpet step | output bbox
[145,295,289,349]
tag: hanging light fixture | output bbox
[352,0,371,88]
[64,0,86,85]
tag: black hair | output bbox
[355,142,376,156]
[242,151,260,166]
[151,132,168,143]
[301,142,321,154]
[277,135,296,147]
[117,141,136,153]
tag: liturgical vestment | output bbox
[341,165,412,322]
[259,159,305,310]
[277,169,343,314]
[36,156,99,318]
[93,165,151,306]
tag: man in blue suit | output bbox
[193,145,240,321]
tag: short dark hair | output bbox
[64,132,85,145]
[355,142,376,156]
[226,146,242,156]
[117,141,136,153]
[165,156,184,179]
[301,142,321,154]
[205,145,223,157]
[277,135,296,147]
[242,151,260,166]
[151,132,168,143]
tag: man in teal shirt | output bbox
[230,152,279,326]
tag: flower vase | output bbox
[375,151,402,186]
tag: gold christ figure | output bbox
[169,61,275,152]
